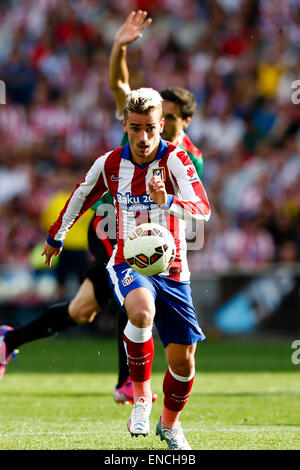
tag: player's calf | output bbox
[68,278,100,324]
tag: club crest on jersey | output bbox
[152,167,165,181]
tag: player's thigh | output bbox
[69,278,99,322]
[165,342,197,377]
[124,287,156,328]
[107,262,156,327]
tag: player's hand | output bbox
[41,241,62,267]
[148,176,167,207]
[115,10,152,47]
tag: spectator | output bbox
[0,0,299,276]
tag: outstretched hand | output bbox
[115,10,152,47]
[41,241,62,267]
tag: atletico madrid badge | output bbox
[152,167,165,181]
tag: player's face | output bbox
[161,100,191,143]
[123,108,165,165]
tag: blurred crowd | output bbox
[0,0,300,274]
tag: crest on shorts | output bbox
[122,275,134,287]
[121,268,134,287]
[152,167,165,181]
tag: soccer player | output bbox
[0,11,204,411]
[41,88,211,450]
[109,10,203,179]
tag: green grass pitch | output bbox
[0,335,299,450]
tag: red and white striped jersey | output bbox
[48,139,211,281]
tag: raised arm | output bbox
[109,10,152,116]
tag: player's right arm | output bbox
[42,154,111,266]
[109,10,152,116]
[41,242,62,267]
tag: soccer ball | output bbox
[124,223,176,276]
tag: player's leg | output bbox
[0,261,111,379]
[117,309,130,387]
[2,301,77,356]
[162,342,196,427]
[68,278,99,324]
[82,259,137,404]
[0,301,77,379]
[87,223,132,402]
[123,287,156,437]
[156,342,196,450]
[123,287,155,403]
[114,305,158,404]
[113,309,133,403]
[107,262,156,435]
[153,277,204,449]
[2,277,100,355]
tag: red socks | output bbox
[162,366,195,428]
[123,320,195,423]
[123,335,154,382]
[123,321,154,402]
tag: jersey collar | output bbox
[121,138,169,167]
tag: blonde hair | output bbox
[124,88,163,119]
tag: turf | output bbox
[0,335,299,450]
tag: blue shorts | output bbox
[107,262,205,347]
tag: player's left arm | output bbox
[149,152,210,222]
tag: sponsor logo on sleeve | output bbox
[186,165,199,183]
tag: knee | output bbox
[128,308,154,328]
[124,288,155,328]
[169,355,195,378]
[68,299,98,324]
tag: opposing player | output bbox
[109,10,203,179]
[41,88,211,450]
